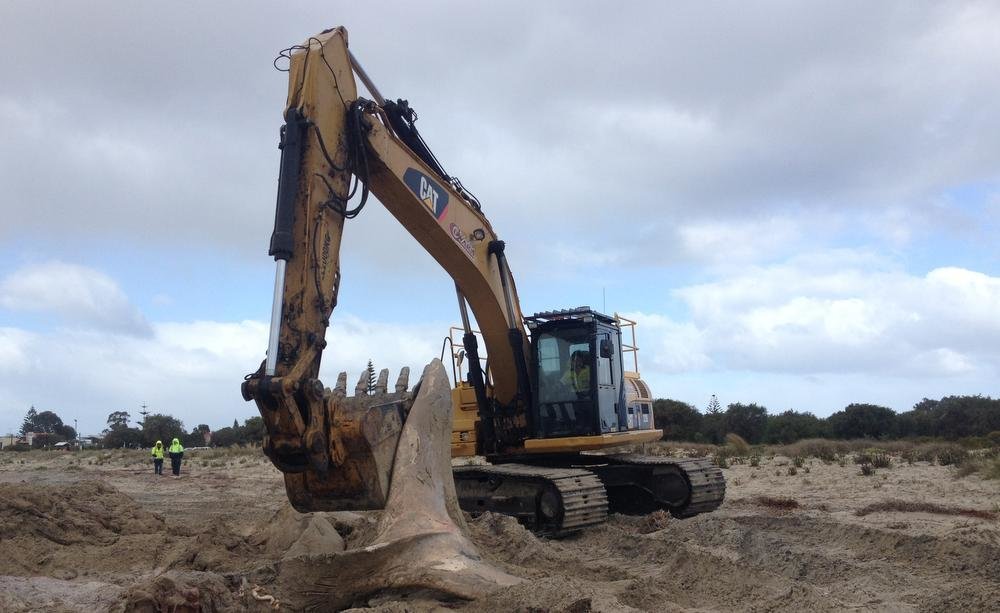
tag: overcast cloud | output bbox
[1,1,998,434]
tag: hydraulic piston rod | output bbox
[265,260,287,376]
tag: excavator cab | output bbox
[526,308,627,439]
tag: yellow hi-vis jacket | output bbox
[151,442,164,459]
[168,439,184,454]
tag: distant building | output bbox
[0,434,17,449]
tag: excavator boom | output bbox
[242,27,536,511]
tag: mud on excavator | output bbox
[241,27,723,598]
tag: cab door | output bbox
[595,332,619,432]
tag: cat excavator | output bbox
[241,27,724,546]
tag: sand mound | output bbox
[467,512,547,567]
[250,503,345,559]
[159,520,260,572]
[0,480,164,547]
[0,480,167,577]
[0,576,123,613]
[112,571,238,613]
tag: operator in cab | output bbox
[562,350,591,396]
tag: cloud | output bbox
[0,261,151,336]
[666,254,1000,377]
[676,217,803,266]
[618,312,712,374]
[3,1,1000,269]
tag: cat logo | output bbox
[403,168,449,220]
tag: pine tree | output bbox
[707,395,721,414]
[20,406,37,436]
[366,359,376,395]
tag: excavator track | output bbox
[599,454,726,518]
[453,464,608,537]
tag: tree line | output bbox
[101,411,265,448]
[12,407,265,449]
[654,394,1000,445]
[13,392,1000,450]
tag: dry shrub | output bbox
[792,456,804,468]
[903,442,968,465]
[713,454,729,469]
[778,438,844,462]
[981,457,1000,479]
[754,496,800,510]
[855,500,996,521]
[787,466,798,476]
[637,510,671,534]
[955,463,979,478]
[859,463,875,476]
[937,446,968,466]
[955,457,1000,480]
[725,433,750,457]
[749,454,760,467]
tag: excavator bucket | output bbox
[273,360,521,608]
[276,367,413,513]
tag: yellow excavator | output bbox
[242,26,722,556]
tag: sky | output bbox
[1,1,999,436]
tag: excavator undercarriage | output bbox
[454,455,725,537]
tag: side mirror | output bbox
[599,339,612,359]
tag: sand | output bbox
[0,448,997,612]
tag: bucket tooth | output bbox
[395,366,410,393]
[332,372,347,399]
[354,369,368,396]
[375,368,389,395]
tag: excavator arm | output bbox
[242,27,531,511]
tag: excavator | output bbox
[241,26,724,606]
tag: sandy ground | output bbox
[1,448,998,612]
